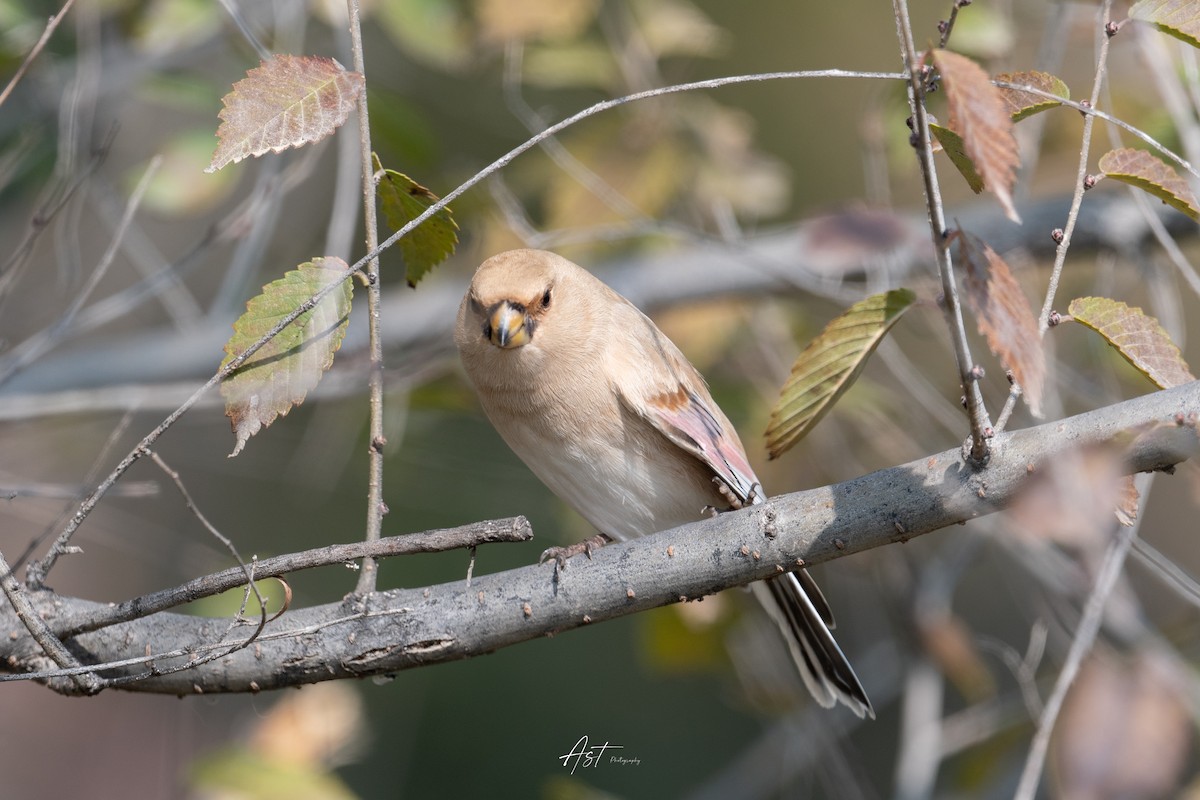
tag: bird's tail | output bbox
[754,570,874,719]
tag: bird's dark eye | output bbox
[540,289,552,309]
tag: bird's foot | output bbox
[539,533,612,573]
[711,477,763,511]
[713,477,744,510]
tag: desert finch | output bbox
[455,249,872,718]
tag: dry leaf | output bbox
[208,55,365,172]
[957,232,1045,416]
[932,49,1022,222]
[995,70,1070,121]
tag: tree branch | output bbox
[1,382,1195,695]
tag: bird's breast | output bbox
[477,371,720,540]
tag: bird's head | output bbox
[455,249,602,356]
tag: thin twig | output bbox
[147,450,267,616]
[0,0,78,108]
[993,3,1116,434]
[59,517,533,637]
[892,0,992,461]
[347,0,386,596]
[502,41,648,223]
[936,0,966,49]
[992,81,1199,182]
[12,409,141,571]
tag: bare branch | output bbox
[0,0,77,108]
[60,517,533,637]
[893,0,993,460]
[347,0,386,596]
[2,383,1194,695]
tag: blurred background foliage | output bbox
[1,0,1199,797]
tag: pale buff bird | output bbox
[455,249,873,718]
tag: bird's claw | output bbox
[539,533,612,573]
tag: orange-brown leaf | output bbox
[208,55,365,172]
[1067,296,1195,389]
[933,49,1021,222]
[957,233,1045,416]
[1098,147,1200,221]
[995,70,1070,121]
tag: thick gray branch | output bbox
[1,382,1196,694]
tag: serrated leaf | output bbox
[995,70,1070,121]
[373,153,458,287]
[208,55,365,173]
[957,232,1045,416]
[765,289,917,459]
[1130,0,1200,49]
[221,258,354,456]
[932,49,1021,223]
[930,123,986,193]
[1098,147,1200,221]
[1068,296,1195,389]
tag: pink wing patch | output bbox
[643,387,761,505]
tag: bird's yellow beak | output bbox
[487,300,532,349]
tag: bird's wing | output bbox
[610,305,760,506]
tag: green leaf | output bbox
[373,153,459,287]
[1098,147,1200,221]
[931,123,986,193]
[221,258,354,456]
[1130,0,1200,49]
[765,289,917,459]
[995,70,1070,122]
[1067,296,1195,389]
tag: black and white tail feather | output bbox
[752,570,874,718]
[738,488,873,719]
